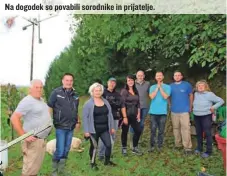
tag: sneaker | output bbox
[201,152,210,158]
[148,147,155,153]
[194,149,201,155]
[122,148,127,156]
[90,163,99,170]
[132,147,143,156]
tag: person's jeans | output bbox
[150,114,167,148]
[130,108,148,133]
[194,114,213,154]
[98,120,119,158]
[53,129,74,161]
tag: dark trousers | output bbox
[150,114,167,148]
[194,114,213,154]
[121,116,142,148]
[130,108,148,133]
[89,130,112,161]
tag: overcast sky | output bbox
[0,0,73,86]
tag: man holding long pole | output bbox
[11,79,52,176]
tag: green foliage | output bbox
[45,14,226,97]
[1,85,26,140]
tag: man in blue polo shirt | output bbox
[148,71,171,152]
[170,71,193,154]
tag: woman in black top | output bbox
[121,75,143,156]
[83,83,116,170]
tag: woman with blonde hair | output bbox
[82,82,116,170]
[193,80,224,158]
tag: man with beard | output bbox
[148,72,171,152]
[170,71,193,154]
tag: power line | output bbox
[22,14,58,81]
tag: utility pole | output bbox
[30,23,35,81]
[22,15,57,81]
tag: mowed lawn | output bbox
[4,96,226,176]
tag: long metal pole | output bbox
[30,23,35,81]
[0,123,52,152]
[38,15,42,44]
[10,112,14,140]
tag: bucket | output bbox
[0,140,8,170]
[215,134,226,171]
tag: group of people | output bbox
[10,70,224,176]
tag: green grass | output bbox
[3,96,226,176]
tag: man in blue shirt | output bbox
[148,72,171,152]
[170,71,193,154]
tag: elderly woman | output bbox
[193,80,224,158]
[83,82,116,169]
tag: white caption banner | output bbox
[1,0,226,16]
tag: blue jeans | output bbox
[150,114,167,148]
[53,129,74,161]
[130,108,148,133]
[98,120,118,158]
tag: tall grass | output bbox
[1,93,225,176]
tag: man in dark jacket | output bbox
[48,73,80,176]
